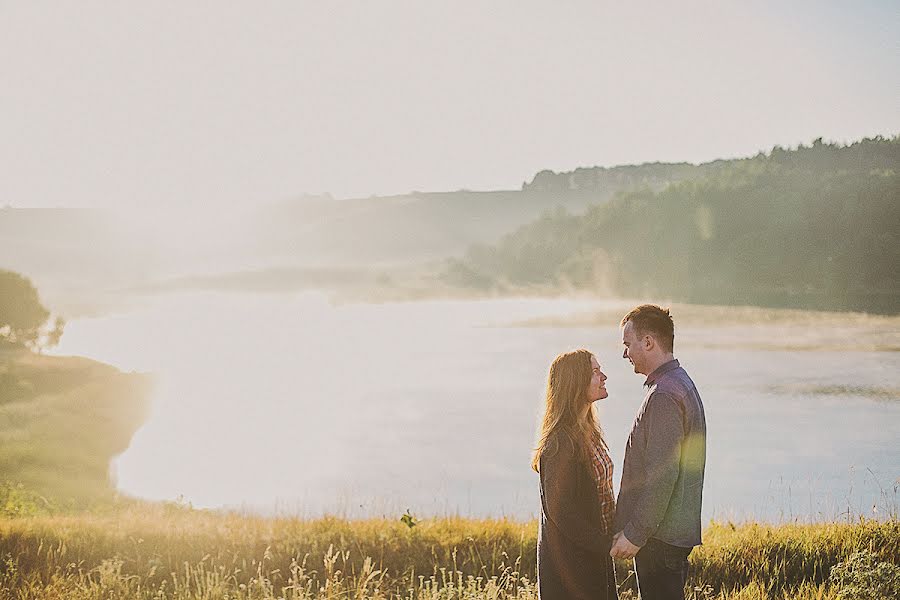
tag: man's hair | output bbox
[621,304,674,352]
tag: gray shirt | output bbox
[614,359,706,548]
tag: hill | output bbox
[0,161,715,313]
[3,135,897,314]
[0,347,152,509]
[252,162,717,265]
[442,136,900,313]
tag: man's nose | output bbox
[622,348,628,359]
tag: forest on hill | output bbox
[0,155,720,312]
[442,137,900,313]
[2,136,897,314]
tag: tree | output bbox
[0,270,64,351]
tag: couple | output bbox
[533,304,707,600]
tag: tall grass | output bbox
[0,504,896,599]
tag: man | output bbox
[609,304,707,600]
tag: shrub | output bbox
[828,549,900,599]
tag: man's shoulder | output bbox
[653,367,694,398]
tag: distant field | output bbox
[0,507,897,599]
[513,302,900,355]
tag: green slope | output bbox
[0,347,152,508]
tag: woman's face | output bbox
[586,355,608,402]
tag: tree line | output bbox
[444,136,900,313]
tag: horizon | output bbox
[2,132,894,210]
[2,1,898,209]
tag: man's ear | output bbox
[643,335,655,351]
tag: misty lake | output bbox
[53,292,900,523]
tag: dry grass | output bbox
[0,505,896,599]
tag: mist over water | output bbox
[54,292,900,522]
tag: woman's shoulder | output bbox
[541,432,578,463]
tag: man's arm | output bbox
[621,392,684,548]
[609,531,641,559]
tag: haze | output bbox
[2,0,898,209]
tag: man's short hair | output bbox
[621,304,674,352]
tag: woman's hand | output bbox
[609,531,641,559]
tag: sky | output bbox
[2,0,898,208]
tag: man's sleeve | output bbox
[622,392,684,548]
[541,442,608,553]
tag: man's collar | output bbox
[644,358,680,387]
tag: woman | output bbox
[532,349,617,600]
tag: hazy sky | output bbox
[2,1,898,208]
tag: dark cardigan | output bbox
[538,438,617,600]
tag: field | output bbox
[0,503,897,599]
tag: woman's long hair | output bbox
[531,349,605,472]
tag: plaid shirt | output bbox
[590,435,616,535]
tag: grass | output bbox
[0,348,152,507]
[0,505,896,599]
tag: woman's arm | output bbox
[540,441,608,553]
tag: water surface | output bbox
[54,293,900,522]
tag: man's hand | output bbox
[609,531,641,559]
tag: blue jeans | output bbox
[633,538,692,600]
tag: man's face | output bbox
[622,320,648,375]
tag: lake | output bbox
[52,292,900,523]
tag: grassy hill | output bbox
[0,347,152,510]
